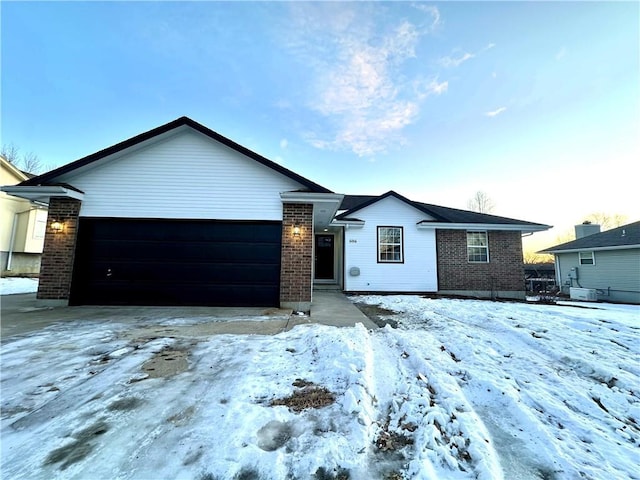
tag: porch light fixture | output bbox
[50,220,65,233]
[292,225,301,237]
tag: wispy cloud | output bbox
[411,3,441,32]
[280,3,445,157]
[439,52,474,68]
[439,43,495,68]
[414,77,448,99]
[556,46,567,60]
[280,138,288,149]
[485,107,507,117]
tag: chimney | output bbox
[575,221,601,239]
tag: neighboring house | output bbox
[2,117,550,308]
[541,222,640,304]
[0,156,48,276]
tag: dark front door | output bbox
[315,234,334,280]
[70,218,282,306]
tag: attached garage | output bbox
[70,219,282,306]
[3,117,342,309]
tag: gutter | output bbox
[416,221,551,233]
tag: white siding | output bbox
[59,130,304,220]
[344,196,437,291]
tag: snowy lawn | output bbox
[1,297,638,480]
[0,277,39,295]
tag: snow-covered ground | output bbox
[1,297,638,480]
[0,277,39,295]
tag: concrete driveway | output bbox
[1,290,377,341]
[0,293,294,340]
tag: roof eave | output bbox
[540,244,640,254]
[1,185,85,204]
[417,222,551,232]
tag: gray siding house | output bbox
[541,222,640,304]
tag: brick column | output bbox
[37,197,82,304]
[280,203,313,311]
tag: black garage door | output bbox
[70,218,282,306]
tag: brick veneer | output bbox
[280,203,313,310]
[436,229,524,293]
[37,197,82,302]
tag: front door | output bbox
[315,234,334,280]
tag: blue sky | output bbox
[2,1,638,252]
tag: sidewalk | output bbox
[287,289,378,330]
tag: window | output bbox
[378,226,403,263]
[467,231,489,262]
[579,251,595,265]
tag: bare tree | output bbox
[584,212,628,230]
[1,143,20,164]
[523,251,554,264]
[554,229,575,245]
[467,191,495,213]
[1,143,44,174]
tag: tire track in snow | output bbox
[368,327,504,480]
[356,295,640,480]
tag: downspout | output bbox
[554,256,561,292]
[6,213,19,271]
[6,207,41,271]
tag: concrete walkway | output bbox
[1,290,375,340]
[291,289,378,330]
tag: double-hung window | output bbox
[579,251,595,265]
[378,226,403,263]
[467,231,489,262]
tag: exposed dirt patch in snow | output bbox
[141,344,191,378]
[270,380,336,412]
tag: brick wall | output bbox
[37,197,82,301]
[436,229,524,292]
[280,203,313,308]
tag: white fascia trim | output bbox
[544,245,640,254]
[0,186,85,204]
[331,219,365,228]
[280,192,344,204]
[416,222,551,232]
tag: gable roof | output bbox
[541,221,640,253]
[1,156,29,183]
[337,191,549,228]
[18,116,332,194]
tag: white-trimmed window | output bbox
[579,251,595,265]
[378,226,403,263]
[467,231,489,262]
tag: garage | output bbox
[69,218,282,306]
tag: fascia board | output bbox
[280,192,344,204]
[1,185,85,204]
[416,222,551,232]
[542,245,640,254]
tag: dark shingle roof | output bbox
[338,191,548,227]
[19,117,332,194]
[541,221,640,253]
